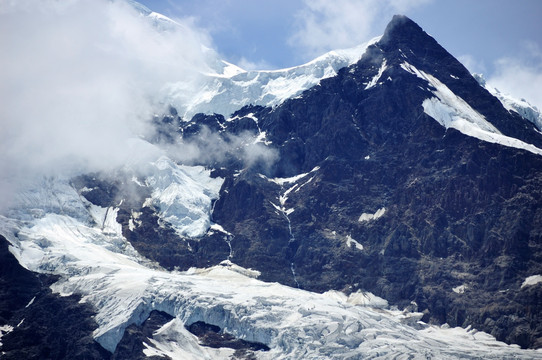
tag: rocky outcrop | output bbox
[112,311,174,360]
[0,236,110,359]
[186,321,270,356]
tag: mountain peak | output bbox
[379,14,435,49]
[387,14,416,28]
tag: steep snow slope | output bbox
[473,73,542,131]
[399,62,542,155]
[1,172,541,358]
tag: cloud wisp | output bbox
[457,54,487,75]
[487,41,542,112]
[288,0,432,60]
[162,125,278,174]
[0,0,213,209]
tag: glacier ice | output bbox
[144,156,223,238]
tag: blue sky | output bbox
[137,0,541,69]
[138,0,542,108]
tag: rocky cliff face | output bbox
[0,235,111,359]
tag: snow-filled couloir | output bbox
[400,62,542,156]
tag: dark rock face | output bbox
[117,204,231,270]
[186,321,270,357]
[112,310,174,360]
[0,236,110,359]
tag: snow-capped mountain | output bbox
[133,0,542,134]
[1,6,542,360]
[128,0,380,119]
[166,40,381,120]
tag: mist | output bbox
[289,0,432,60]
[164,125,279,173]
[0,0,214,208]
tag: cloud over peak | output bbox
[487,41,542,112]
[0,0,212,207]
[288,0,432,60]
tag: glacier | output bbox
[143,156,223,238]
[166,38,381,120]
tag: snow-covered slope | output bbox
[400,62,542,156]
[166,38,380,119]
[473,73,542,131]
[1,173,541,358]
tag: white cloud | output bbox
[289,0,432,60]
[165,126,278,173]
[0,0,213,209]
[237,57,276,71]
[487,42,542,111]
[457,54,487,74]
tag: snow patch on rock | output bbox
[0,325,14,348]
[453,285,467,294]
[521,275,542,289]
[346,235,363,250]
[423,97,542,156]
[365,59,388,90]
[359,208,386,222]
